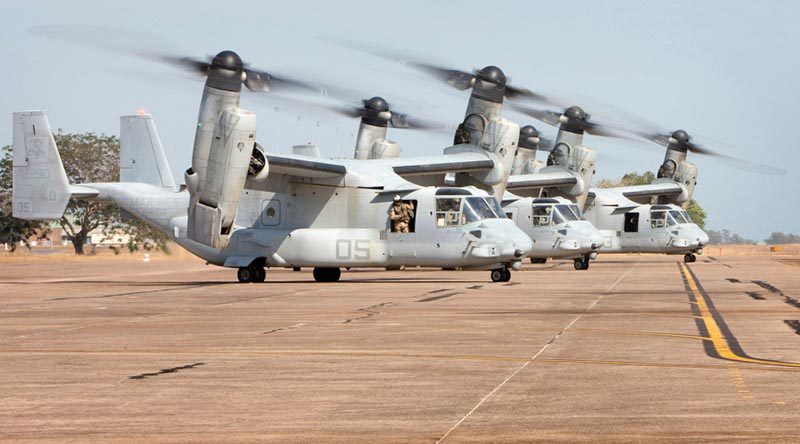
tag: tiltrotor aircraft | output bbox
[12,50,540,283]
[513,105,713,263]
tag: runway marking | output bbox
[435,262,639,443]
[679,262,800,368]
[343,302,394,323]
[263,323,304,335]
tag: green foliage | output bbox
[595,171,656,188]
[686,200,706,229]
[706,229,755,245]
[765,232,800,245]
[54,132,121,254]
[0,146,51,252]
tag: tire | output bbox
[237,267,252,283]
[254,267,266,283]
[582,259,590,270]
[501,268,512,282]
[530,258,547,264]
[491,269,504,282]
[313,267,341,282]
[684,254,693,263]
[573,260,584,271]
[690,254,697,263]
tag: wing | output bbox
[266,153,347,178]
[600,182,684,201]
[506,171,579,197]
[381,151,495,177]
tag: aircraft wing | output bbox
[506,171,578,196]
[382,152,495,177]
[266,153,347,179]
[598,182,684,200]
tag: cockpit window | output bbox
[650,210,667,229]
[569,204,586,220]
[670,210,688,225]
[555,204,580,222]
[485,197,506,219]
[533,205,552,227]
[436,198,462,227]
[462,196,500,224]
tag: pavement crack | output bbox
[128,362,205,380]
[263,323,304,335]
[784,320,800,336]
[417,292,460,302]
[343,302,394,324]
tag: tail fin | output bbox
[12,111,71,220]
[120,113,177,192]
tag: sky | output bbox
[1,0,798,240]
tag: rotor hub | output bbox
[668,129,691,152]
[471,65,507,104]
[361,96,392,128]
[206,50,245,92]
[560,105,589,134]
[518,125,540,150]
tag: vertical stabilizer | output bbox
[11,111,71,220]
[120,113,177,191]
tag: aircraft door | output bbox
[621,211,640,250]
[645,210,670,251]
[387,199,417,262]
[531,204,558,252]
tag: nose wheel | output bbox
[684,253,697,263]
[237,265,266,283]
[491,267,511,282]
[573,257,590,270]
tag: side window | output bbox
[624,212,639,233]
[532,205,552,227]
[435,198,462,227]
[261,199,281,226]
[650,211,666,229]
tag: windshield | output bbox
[462,196,500,224]
[680,210,693,223]
[670,210,689,224]
[555,204,580,222]
[485,197,506,219]
[569,204,586,220]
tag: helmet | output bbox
[393,195,401,202]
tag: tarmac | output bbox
[1,252,799,442]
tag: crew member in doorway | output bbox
[390,195,415,233]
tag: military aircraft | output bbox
[12,50,541,283]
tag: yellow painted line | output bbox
[679,262,800,368]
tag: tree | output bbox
[765,232,800,245]
[686,200,706,229]
[55,132,121,254]
[706,229,755,245]
[0,146,51,252]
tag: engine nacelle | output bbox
[672,161,697,208]
[449,118,519,200]
[187,108,257,248]
[566,145,596,207]
[369,139,399,159]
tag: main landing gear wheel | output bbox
[684,253,697,263]
[574,258,590,270]
[313,267,341,282]
[491,268,511,282]
[530,258,547,264]
[237,266,266,283]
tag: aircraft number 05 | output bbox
[336,239,370,260]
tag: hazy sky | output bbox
[2,0,798,239]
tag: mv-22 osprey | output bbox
[511,103,712,263]
[360,57,609,270]
[12,50,538,283]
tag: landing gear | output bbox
[684,253,697,263]
[491,267,511,282]
[530,258,547,264]
[292,266,301,272]
[313,267,341,282]
[573,257,590,271]
[237,265,266,283]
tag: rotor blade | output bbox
[510,104,563,127]
[537,136,555,152]
[388,112,443,130]
[405,62,476,90]
[584,121,640,140]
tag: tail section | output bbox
[120,113,177,192]
[11,111,71,220]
